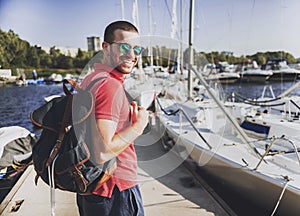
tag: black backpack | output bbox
[30,77,117,193]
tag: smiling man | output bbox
[77,21,149,216]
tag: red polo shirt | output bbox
[80,63,138,198]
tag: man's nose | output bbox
[126,48,136,58]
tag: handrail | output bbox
[287,139,300,166]
[254,136,300,171]
[290,99,300,112]
[254,137,276,170]
[178,107,212,150]
[156,97,212,150]
[278,81,300,98]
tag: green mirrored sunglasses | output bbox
[109,42,143,56]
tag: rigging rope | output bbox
[230,91,286,107]
[270,176,291,216]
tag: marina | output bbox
[1,78,300,215]
[2,1,300,215]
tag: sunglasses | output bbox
[109,42,143,56]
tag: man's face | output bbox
[105,29,141,74]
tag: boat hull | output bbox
[239,74,270,83]
[268,72,299,82]
[164,128,300,216]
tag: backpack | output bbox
[30,77,117,194]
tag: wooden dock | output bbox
[0,131,234,216]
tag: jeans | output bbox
[76,185,144,216]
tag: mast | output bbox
[132,0,143,75]
[168,0,178,71]
[186,0,258,157]
[120,0,125,20]
[188,0,194,99]
[132,0,139,28]
[148,0,153,72]
[178,0,183,75]
[170,0,178,39]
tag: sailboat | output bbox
[223,81,300,141]
[155,0,300,215]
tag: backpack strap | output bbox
[86,77,107,91]
[63,79,78,95]
[45,94,73,167]
[45,77,107,168]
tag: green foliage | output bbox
[0,28,298,71]
[0,29,92,70]
[198,50,296,68]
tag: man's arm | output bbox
[95,103,148,163]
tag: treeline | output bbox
[200,51,299,67]
[1,29,299,73]
[140,46,299,70]
[0,29,96,72]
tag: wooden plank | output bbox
[0,166,33,215]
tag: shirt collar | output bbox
[94,63,126,83]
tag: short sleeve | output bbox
[94,78,124,122]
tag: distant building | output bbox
[221,51,234,56]
[0,69,12,78]
[41,46,79,57]
[87,36,102,52]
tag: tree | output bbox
[57,55,73,69]
[1,28,299,71]
[27,46,40,68]
[49,46,61,68]
[73,49,93,68]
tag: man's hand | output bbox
[131,101,149,134]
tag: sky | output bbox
[1,0,300,58]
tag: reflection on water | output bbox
[0,84,63,134]
[0,84,63,203]
[1,81,300,134]
[221,81,300,100]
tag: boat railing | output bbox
[253,136,299,216]
[178,107,212,150]
[155,97,212,150]
[189,66,261,159]
[290,99,300,113]
[278,81,300,98]
[261,85,276,99]
[254,136,300,171]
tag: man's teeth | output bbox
[123,60,133,65]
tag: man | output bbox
[77,21,149,216]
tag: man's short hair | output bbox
[104,21,139,43]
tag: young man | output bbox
[77,21,148,216]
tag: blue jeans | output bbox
[76,185,144,216]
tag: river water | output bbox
[221,80,300,99]
[1,80,299,134]
[0,84,63,134]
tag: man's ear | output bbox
[102,42,110,55]
[102,41,109,49]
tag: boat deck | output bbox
[0,132,233,216]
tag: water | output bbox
[0,83,63,203]
[1,81,299,133]
[0,84,63,134]
[220,81,300,100]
